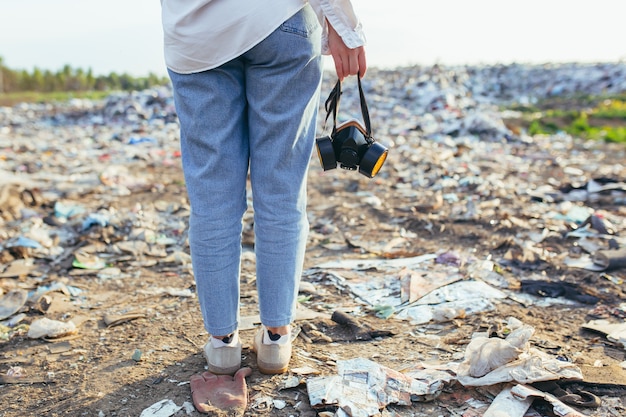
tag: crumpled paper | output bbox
[457,317,583,386]
[307,358,445,417]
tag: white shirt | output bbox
[161,0,366,74]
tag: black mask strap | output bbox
[323,75,372,141]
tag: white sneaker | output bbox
[252,325,292,374]
[203,332,241,375]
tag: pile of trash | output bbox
[1,61,626,417]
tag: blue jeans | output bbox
[168,6,322,337]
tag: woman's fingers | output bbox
[357,47,367,78]
[333,54,345,80]
[333,46,366,80]
[327,19,366,80]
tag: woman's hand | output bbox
[327,20,367,81]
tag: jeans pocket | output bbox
[279,5,319,38]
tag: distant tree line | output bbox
[0,57,169,94]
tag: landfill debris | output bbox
[132,349,143,362]
[137,287,195,298]
[273,399,287,410]
[509,384,586,417]
[531,380,601,408]
[313,254,437,271]
[72,251,110,270]
[463,331,527,378]
[33,291,52,310]
[483,384,533,417]
[582,319,626,350]
[307,358,445,416]
[593,248,626,271]
[519,280,599,304]
[331,310,373,341]
[330,310,393,341]
[564,255,607,272]
[139,399,182,417]
[6,366,25,378]
[289,366,320,376]
[0,289,28,319]
[397,280,507,323]
[0,317,29,341]
[456,317,583,386]
[27,318,77,339]
[314,256,507,323]
[1,62,626,416]
[399,266,461,304]
[190,368,252,416]
[181,402,195,414]
[104,312,147,327]
[0,259,37,278]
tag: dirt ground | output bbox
[2,93,626,417]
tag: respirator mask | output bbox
[315,76,388,178]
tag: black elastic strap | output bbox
[323,75,372,140]
[357,75,372,137]
[324,80,341,132]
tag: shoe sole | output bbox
[207,363,240,375]
[204,343,241,376]
[252,333,291,374]
[256,361,289,375]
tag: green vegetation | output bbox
[0,56,169,106]
[508,94,626,143]
[0,90,112,105]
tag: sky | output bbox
[0,0,624,77]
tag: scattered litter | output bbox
[6,366,25,378]
[72,252,110,270]
[250,394,274,411]
[81,212,110,230]
[582,320,626,350]
[520,280,599,304]
[104,312,147,327]
[53,201,85,219]
[0,321,29,341]
[137,287,195,298]
[3,312,26,327]
[564,255,606,272]
[132,349,143,362]
[461,319,531,378]
[456,318,583,386]
[314,254,437,271]
[281,374,305,389]
[27,318,77,339]
[399,266,462,304]
[0,289,28,319]
[510,384,586,417]
[331,310,385,341]
[273,400,287,410]
[181,401,195,414]
[2,62,626,416]
[398,280,506,320]
[307,358,445,416]
[483,384,533,417]
[0,259,37,278]
[593,248,626,271]
[139,399,182,417]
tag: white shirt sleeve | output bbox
[309,0,367,55]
